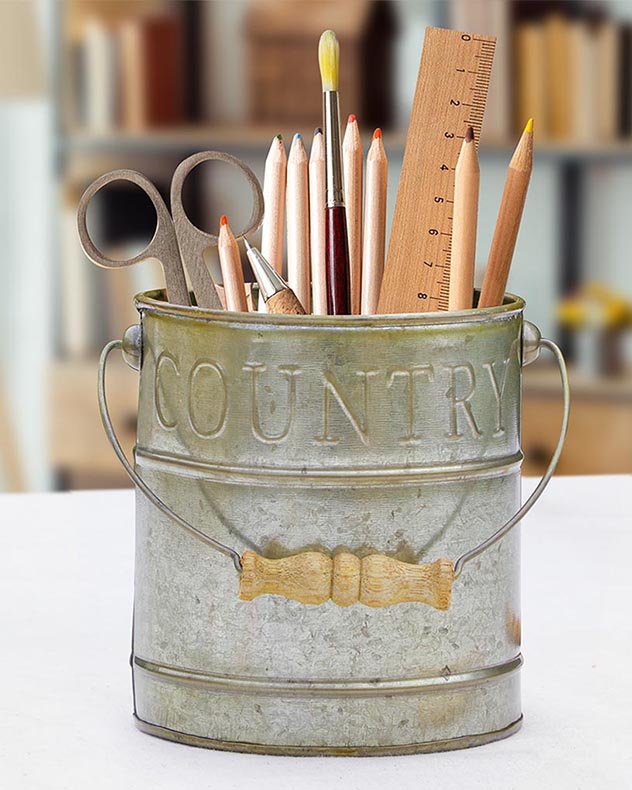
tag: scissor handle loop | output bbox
[77,169,190,306]
[170,151,264,248]
[77,169,177,270]
[168,151,264,310]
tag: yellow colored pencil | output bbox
[479,119,534,308]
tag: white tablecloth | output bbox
[1,477,630,789]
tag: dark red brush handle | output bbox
[325,205,351,315]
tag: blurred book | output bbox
[83,17,118,132]
[512,9,627,144]
[102,248,163,339]
[60,192,97,358]
[569,18,595,144]
[120,13,185,130]
[450,0,511,143]
[595,20,619,142]
[75,9,186,133]
[102,259,138,341]
[621,25,632,138]
[246,0,396,128]
[514,21,548,137]
[545,14,572,140]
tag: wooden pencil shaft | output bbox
[377,28,496,314]
[479,130,533,308]
[286,136,311,313]
[309,132,327,315]
[361,139,387,315]
[261,137,286,275]
[479,171,530,307]
[215,283,255,311]
[343,119,363,314]
[449,139,479,311]
[218,223,248,313]
[244,283,255,312]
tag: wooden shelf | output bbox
[523,363,632,402]
[522,362,632,476]
[60,125,632,161]
[49,356,138,489]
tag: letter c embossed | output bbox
[155,352,179,430]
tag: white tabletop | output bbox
[1,476,631,789]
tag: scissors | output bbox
[77,151,264,309]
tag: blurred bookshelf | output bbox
[49,0,632,488]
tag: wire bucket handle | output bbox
[98,320,569,611]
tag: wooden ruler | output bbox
[377,27,496,314]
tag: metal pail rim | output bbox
[134,289,525,329]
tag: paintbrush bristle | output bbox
[318,30,339,92]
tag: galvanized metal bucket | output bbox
[98,290,569,755]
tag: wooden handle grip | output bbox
[266,288,306,315]
[239,551,454,610]
[325,205,351,315]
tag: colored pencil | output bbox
[261,134,287,275]
[449,126,479,311]
[218,215,248,312]
[479,119,534,308]
[309,128,327,315]
[343,114,363,313]
[286,133,311,313]
[361,129,388,314]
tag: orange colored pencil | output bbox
[361,129,387,314]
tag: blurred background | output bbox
[1,0,631,492]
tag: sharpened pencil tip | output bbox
[465,126,474,143]
[294,132,302,140]
[314,127,322,136]
[243,237,252,250]
[524,118,534,134]
[275,133,283,140]
[220,215,227,227]
[348,114,356,124]
[373,128,382,140]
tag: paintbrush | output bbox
[318,29,351,315]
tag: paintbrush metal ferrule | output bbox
[244,239,287,301]
[323,91,344,207]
